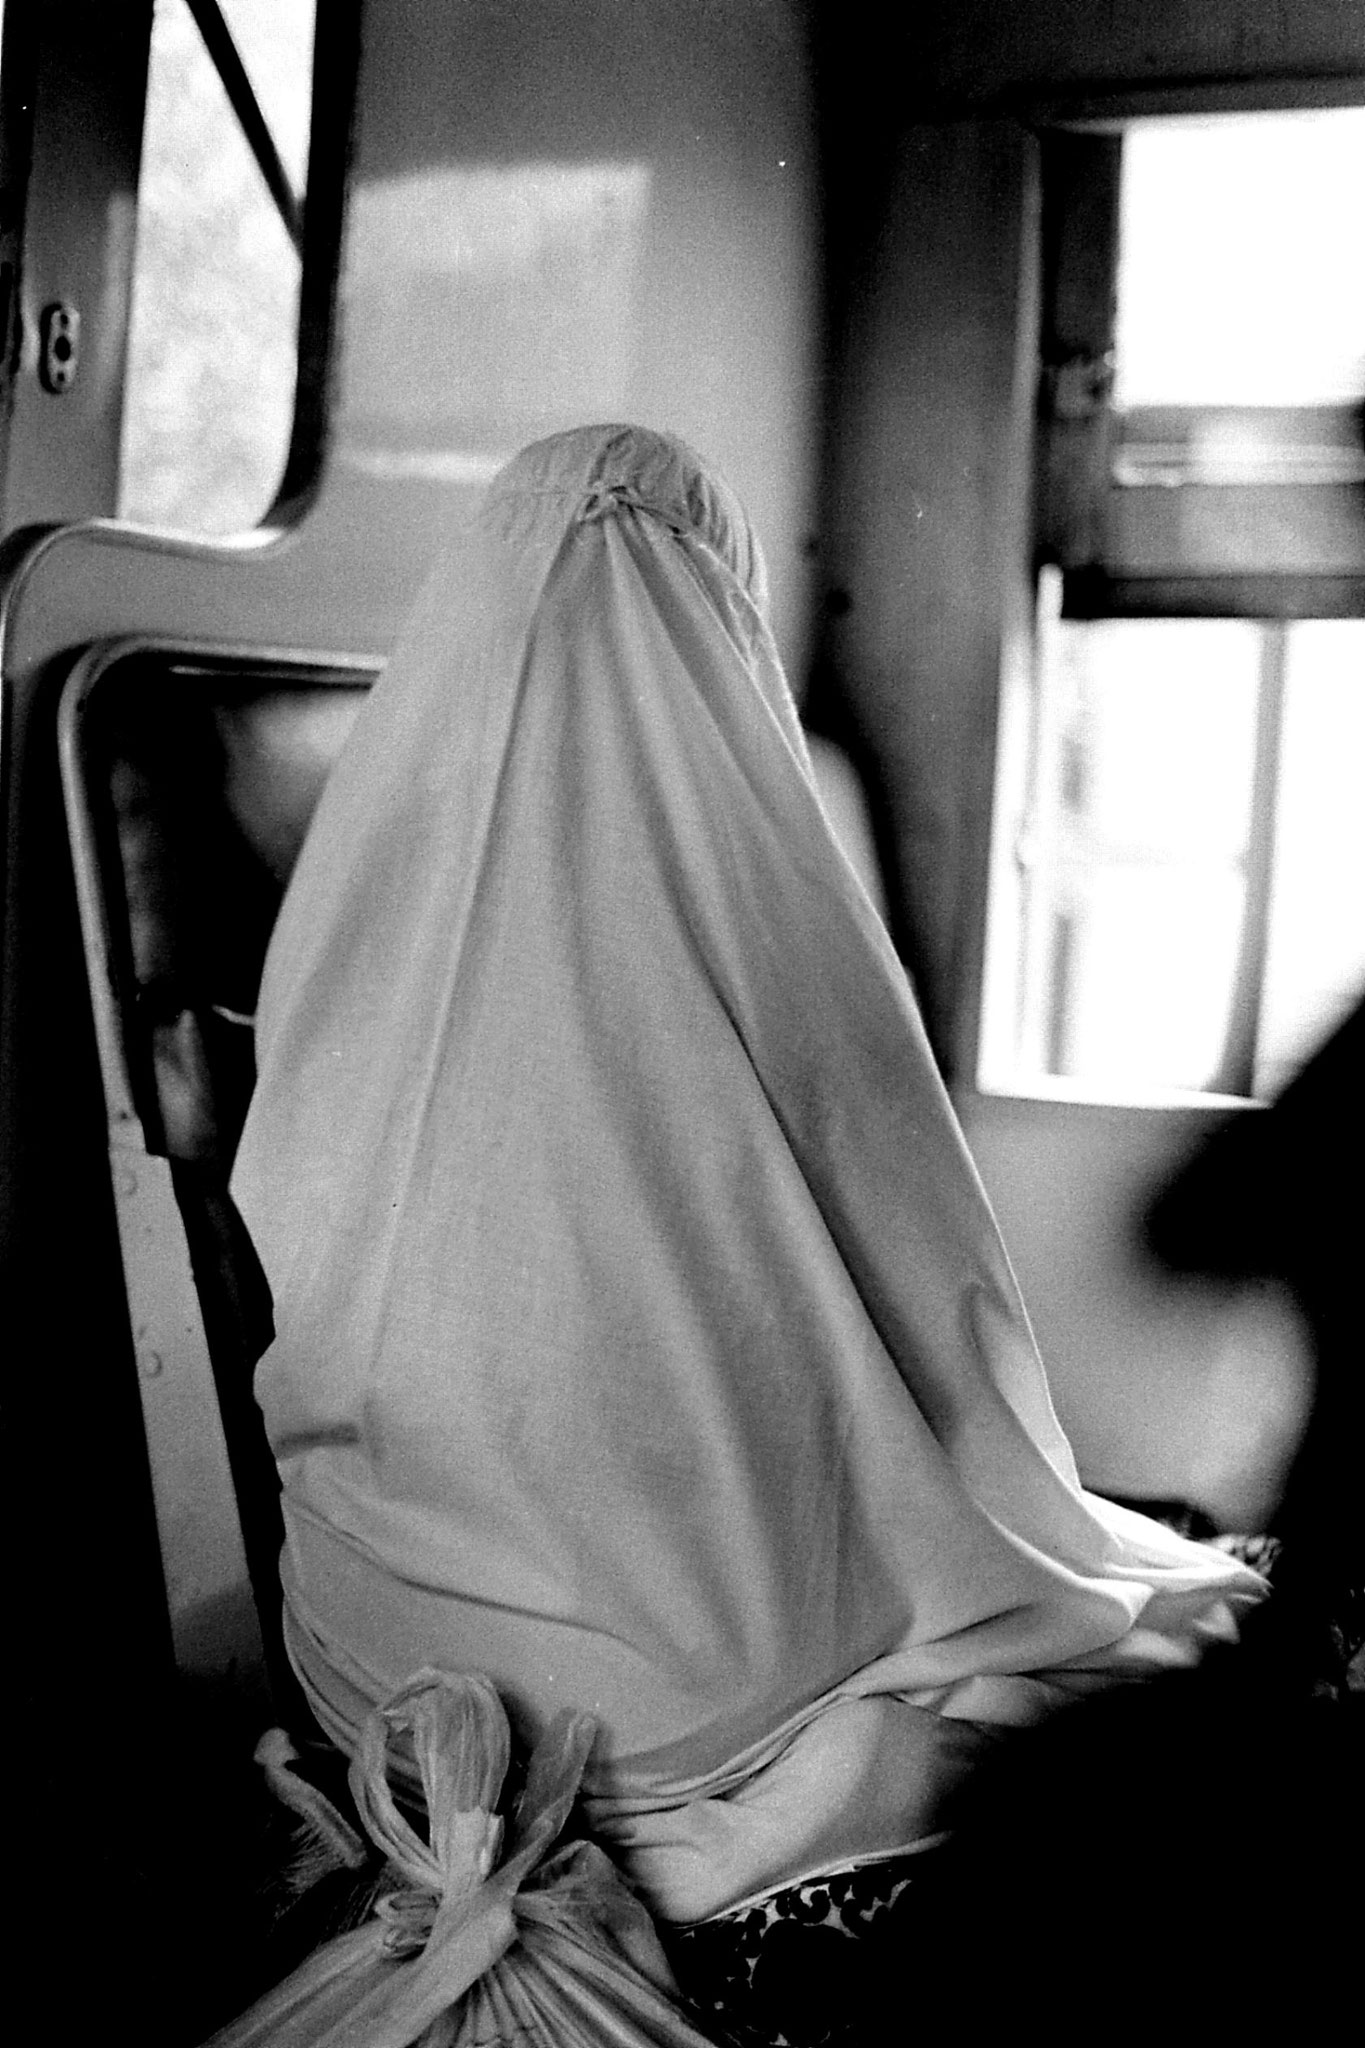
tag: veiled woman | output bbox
[230,425,1262,1950]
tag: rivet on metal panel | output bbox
[38,302,81,394]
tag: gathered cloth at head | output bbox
[230,425,1262,1923]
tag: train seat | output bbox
[68,652,368,1159]
[58,641,375,1710]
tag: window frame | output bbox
[1033,120,1365,624]
[118,0,363,536]
[980,96,1365,1103]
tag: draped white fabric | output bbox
[231,426,1263,1922]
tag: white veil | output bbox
[232,426,1262,1919]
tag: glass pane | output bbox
[1010,611,1264,1094]
[118,0,315,534]
[988,109,1365,1104]
[1064,861,1249,1087]
[984,600,1365,1102]
[218,0,312,195]
[1115,109,1365,409]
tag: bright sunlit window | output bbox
[983,108,1365,1104]
[118,0,316,534]
[1115,113,1365,408]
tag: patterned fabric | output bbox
[661,1857,937,2048]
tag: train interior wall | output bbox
[4,0,1362,1789]
[323,0,823,682]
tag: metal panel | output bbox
[0,2,153,530]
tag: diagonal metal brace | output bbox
[184,0,305,255]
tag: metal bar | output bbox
[1034,130,1122,571]
[1063,570,1365,620]
[1211,623,1288,1097]
[183,0,304,256]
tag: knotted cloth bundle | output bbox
[207,1671,719,2048]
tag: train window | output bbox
[982,108,1365,1103]
[118,0,316,534]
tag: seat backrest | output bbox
[76,651,371,1155]
[59,641,374,1709]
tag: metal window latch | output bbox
[38,300,80,393]
[1043,351,1113,422]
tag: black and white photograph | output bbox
[1,5,1361,2042]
